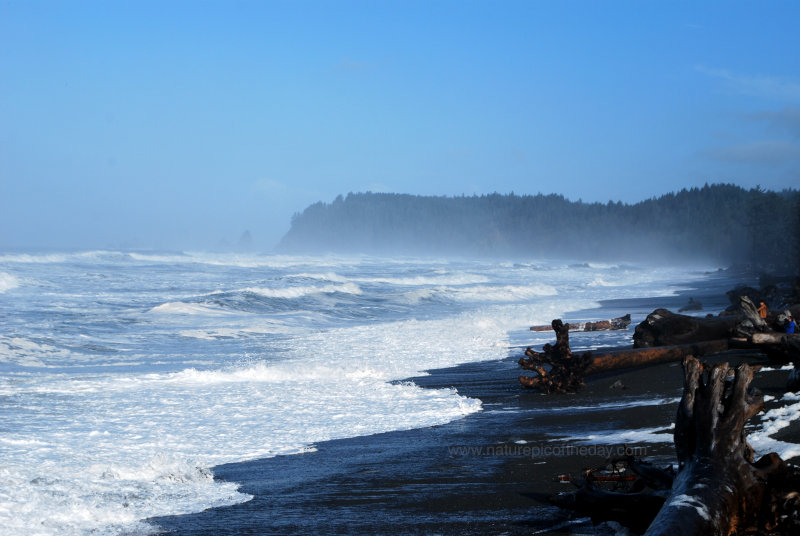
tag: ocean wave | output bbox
[244,282,362,299]
[0,252,71,263]
[289,271,350,282]
[0,252,722,535]
[0,250,135,264]
[453,284,558,302]
[401,283,558,305]
[587,277,624,287]
[1,350,484,535]
[0,272,20,292]
[0,335,73,367]
[353,273,490,286]
[148,302,240,316]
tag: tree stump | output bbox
[518,319,591,393]
[644,356,782,535]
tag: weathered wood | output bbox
[530,314,631,332]
[518,319,592,393]
[643,357,782,536]
[520,319,730,392]
[633,309,739,348]
[737,295,768,334]
[546,357,795,534]
[549,481,666,534]
[750,332,800,344]
[582,340,730,376]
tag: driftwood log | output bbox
[583,340,729,375]
[732,331,800,377]
[519,320,728,393]
[643,356,784,535]
[633,309,739,348]
[530,314,631,332]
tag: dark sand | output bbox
[150,272,798,535]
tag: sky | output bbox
[1,0,799,251]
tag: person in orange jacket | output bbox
[758,301,768,320]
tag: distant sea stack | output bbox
[277,185,800,266]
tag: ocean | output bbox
[0,251,721,535]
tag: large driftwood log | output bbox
[750,332,800,344]
[735,331,800,375]
[633,309,739,348]
[643,357,782,536]
[583,340,729,375]
[519,319,728,392]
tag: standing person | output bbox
[786,315,796,334]
[758,301,768,320]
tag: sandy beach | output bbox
[150,271,798,535]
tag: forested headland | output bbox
[277,184,800,267]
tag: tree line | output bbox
[277,184,800,267]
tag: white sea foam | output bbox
[748,393,800,460]
[587,277,623,287]
[552,424,676,444]
[0,335,74,367]
[244,282,362,299]
[148,302,239,316]
[435,284,558,303]
[353,273,491,286]
[538,397,681,414]
[0,309,505,535]
[0,252,724,535]
[0,272,19,292]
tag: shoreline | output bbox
[149,270,789,535]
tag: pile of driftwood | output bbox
[519,296,800,394]
[521,281,800,533]
[519,315,731,394]
[550,356,800,535]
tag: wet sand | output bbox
[151,273,797,535]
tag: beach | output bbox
[148,270,799,535]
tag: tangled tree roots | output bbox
[518,319,591,394]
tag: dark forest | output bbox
[278,184,800,267]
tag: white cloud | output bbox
[696,66,800,102]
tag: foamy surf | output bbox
[0,251,715,534]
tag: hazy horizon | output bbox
[3,1,799,251]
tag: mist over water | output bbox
[0,250,714,535]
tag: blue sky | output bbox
[2,1,799,250]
